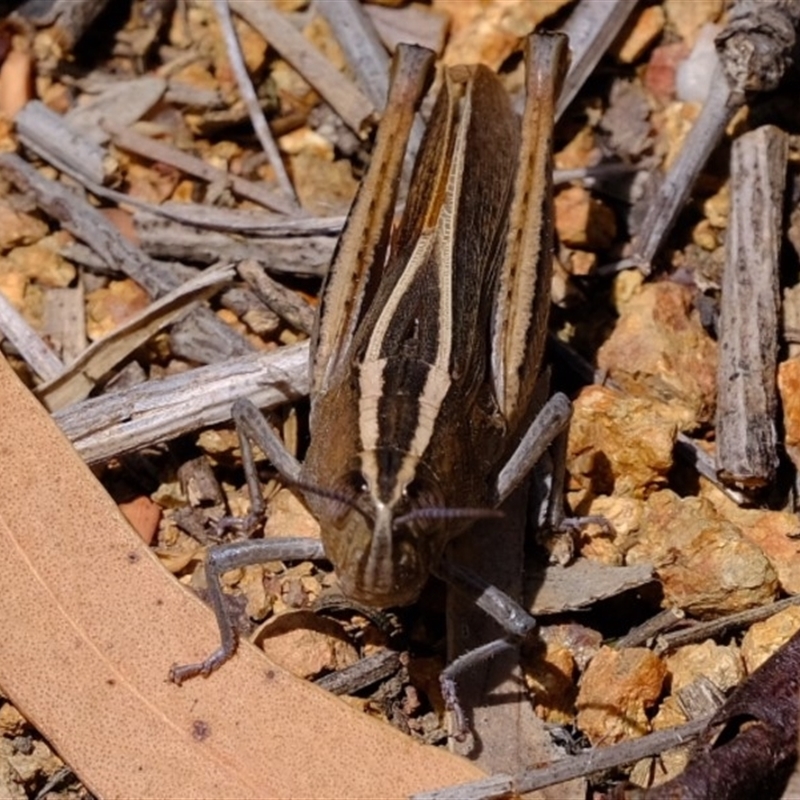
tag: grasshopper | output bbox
[171,32,571,728]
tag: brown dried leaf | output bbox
[0,355,484,798]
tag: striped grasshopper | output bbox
[171,32,571,724]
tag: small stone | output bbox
[577,646,666,744]
[119,496,162,546]
[0,204,47,249]
[567,385,677,501]
[692,218,719,251]
[664,0,724,47]
[740,605,800,673]
[644,43,689,105]
[779,357,800,469]
[85,279,151,340]
[626,491,779,617]
[254,610,359,679]
[291,150,359,216]
[3,235,75,287]
[611,5,665,64]
[0,703,27,736]
[597,280,718,428]
[576,495,646,564]
[438,0,572,67]
[665,640,744,693]
[554,184,616,250]
[264,487,320,540]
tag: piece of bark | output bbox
[52,343,309,464]
[43,285,85,364]
[0,353,485,799]
[715,125,787,488]
[526,559,654,615]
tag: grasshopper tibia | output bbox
[169,537,325,685]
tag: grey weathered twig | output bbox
[16,101,114,186]
[212,0,297,203]
[627,57,740,274]
[238,261,315,335]
[656,595,800,653]
[313,649,402,696]
[229,0,376,138]
[314,0,389,109]
[53,342,310,464]
[134,212,336,276]
[107,122,298,215]
[716,125,787,488]
[0,291,64,381]
[0,152,171,298]
[556,0,639,121]
[412,716,711,800]
[616,607,685,649]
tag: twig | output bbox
[53,342,310,464]
[0,152,171,297]
[107,122,298,215]
[656,595,800,653]
[314,0,389,109]
[616,607,686,649]
[556,0,639,121]
[238,260,314,335]
[134,212,335,276]
[212,0,297,204]
[716,125,787,488]
[229,0,376,138]
[412,716,711,800]
[11,0,111,49]
[16,100,113,186]
[627,57,741,274]
[0,151,254,362]
[314,649,402,696]
[0,290,64,381]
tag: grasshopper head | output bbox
[306,454,447,608]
